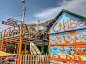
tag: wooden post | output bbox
[48,35,50,59]
[42,33,45,55]
[20,23,22,36]
[46,47,48,54]
[17,43,19,54]
[12,27,15,36]
[8,28,10,37]
[17,0,25,63]
[1,30,5,51]
[17,21,23,64]
[0,32,2,58]
[1,32,2,39]
[42,40,44,55]
[14,44,16,54]
[48,45,50,57]
[22,25,25,35]
[47,34,50,64]
[29,49,31,55]
[22,1,25,23]
[5,45,7,52]
[25,43,27,55]
[17,36,22,64]
[41,45,42,54]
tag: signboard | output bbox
[2,21,19,27]
[7,19,17,24]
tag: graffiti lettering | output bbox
[63,19,68,31]
[53,22,62,32]
[77,20,86,27]
[69,19,77,29]
[50,54,84,63]
[50,31,86,45]
[50,45,86,63]
[53,19,85,32]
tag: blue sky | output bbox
[0,0,86,31]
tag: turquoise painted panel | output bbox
[50,46,86,61]
[49,12,86,34]
[50,29,86,45]
[50,29,86,62]
[50,46,74,57]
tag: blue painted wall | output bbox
[49,12,86,34]
[49,12,86,62]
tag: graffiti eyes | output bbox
[54,48,57,50]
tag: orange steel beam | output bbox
[1,30,6,51]
[17,36,22,64]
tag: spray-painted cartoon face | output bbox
[68,47,75,55]
[50,46,75,57]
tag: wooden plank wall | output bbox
[20,55,49,64]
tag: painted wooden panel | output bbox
[50,46,86,63]
[49,12,86,34]
[50,29,86,45]
[49,11,86,63]
[49,29,86,63]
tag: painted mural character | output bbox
[68,47,75,55]
[50,46,63,57]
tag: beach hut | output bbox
[47,9,86,64]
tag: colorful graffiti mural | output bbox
[50,46,86,57]
[49,14,86,63]
[49,28,86,62]
[48,11,86,63]
[50,46,86,63]
[49,29,86,63]
[50,29,86,45]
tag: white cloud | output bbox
[33,0,86,23]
